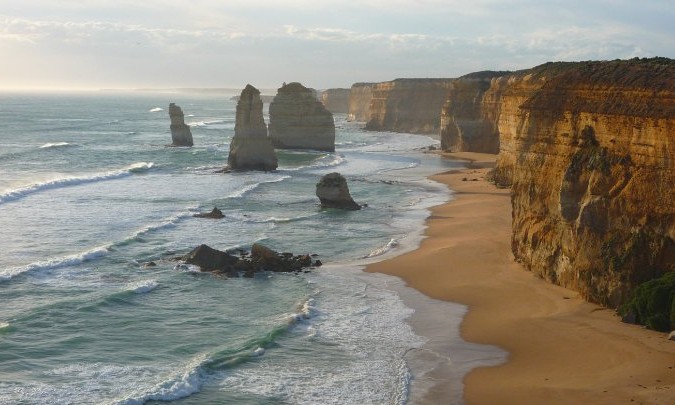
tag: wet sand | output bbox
[367,152,675,404]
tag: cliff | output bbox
[439,71,509,153]
[365,79,455,134]
[347,83,375,122]
[168,103,194,146]
[491,58,675,306]
[227,84,278,171]
[269,82,336,152]
[320,88,350,113]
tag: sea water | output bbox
[0,91,502,404]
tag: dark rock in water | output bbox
[316,172,361,210]
[193,207,225,219]
[183,244,238,272]
[227,84,278,171]
[268,82,335,152]
[168,103,194,146]
[178,243,322,276]
[142,261,157,268]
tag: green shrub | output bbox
[619,272,675,332]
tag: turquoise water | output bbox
[0,91,463,404]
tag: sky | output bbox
[1,0,673,90]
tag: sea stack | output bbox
[269,82,336,152]
[168,103,194,146]
[227,84,278,171]
[316,172,361,210]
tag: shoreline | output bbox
[367,152,675,404]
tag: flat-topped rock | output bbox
[168,103,193,146]
[227,84,278,171]
[269,82,335,152]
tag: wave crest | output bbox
[0,162,155,205]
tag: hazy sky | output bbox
[1,0,673,90]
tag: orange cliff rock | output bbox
[490,58,675,306]
[364,78,455,134]
[347,83,374,122]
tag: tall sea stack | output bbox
[168,103,194,146]
[268,82,336,152]
[227,84,278,171]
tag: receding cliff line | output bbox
[490,58,675,307]
[320,88,350,114]
[347,83,375,122]
[364,78,455,134]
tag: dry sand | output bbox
[367,152,675,404]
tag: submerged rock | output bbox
[168,103,194,146]
[316,172,361,210]
[227,84,278,171]
[269,82,335,152]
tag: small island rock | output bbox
[316,172,361,210]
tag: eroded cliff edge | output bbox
[491,58,675,306]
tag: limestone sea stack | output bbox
[316,172,361,210]
[269,82,336,152]
[168,103,194,146]
[227,84,278,171]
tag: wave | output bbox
[364,238,399,258]
[187,119,227,127]
[149,107,163,112]
[0,246,109,282]
[39,142,76,149]
[226,175,290,199]
[124,279,159,294]
[0,162,155,205]
[279,154,346,172]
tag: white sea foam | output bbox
[114,356,206,405]
[0,162,155,205]
[39,142,74,149]
[149,107,163,112]
[364,238,400,258]
[252,347,265,357]
[279,154,346,172]
[125,279,159,294]
[187,119,226,127]
[226,175,290,199]
[0,322,10,330]
[0,246,109,282]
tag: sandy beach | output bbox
[367,152,675,404]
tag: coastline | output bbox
[367,152,675,404]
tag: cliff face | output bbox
[439,72,508,153]
[320,88,350,114]
[347,83,374,122]
[269,82,336,152]
[492,59,675,306]
[365,79,455,134]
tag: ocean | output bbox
[0,91,503,404]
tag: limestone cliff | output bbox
[227,84,278,171]
[320,88,350,113]
[168,103,194,146]
[269,82,336,152]
[347,83,375,122]
[365,79,455,134]
[492,58,675,306]
[439,71,508,153]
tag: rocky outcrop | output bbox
[181,243,321,277]
[168,103,194,146]
[193,207,224,219]
[348,83,375,122]
[320,88,350,113]
[490,58,675,307]
[439,71,509,153]
[227,84,278,171]
[268,82,336,152]
[365,79,455,134]
[316,172,361,210]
